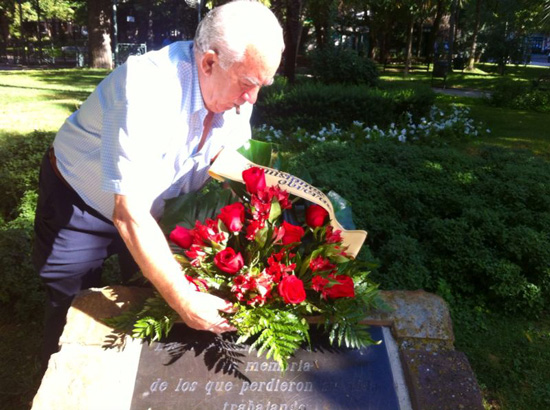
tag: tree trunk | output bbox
[428,0,444,64]
[466,0,482,71]
[0,9,10,58]
[404,16,414,77]
[447,0,457,70]
[282,0,305,83]
[416,20,424,58]
[88,0,113,69]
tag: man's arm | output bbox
[112,194,236,333]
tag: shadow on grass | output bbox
[25,69,109,91]
[0,68,108,93]
[0,82,92,99]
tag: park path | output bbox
[432,87,490,98]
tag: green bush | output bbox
[0,191,45,320]
[309,47,379,86]
[490,78,550,113]
[290,141,550,315]
[0,132,52,319]
[0,131,54,221]
[253,80,436,132]
[0,131,130,319]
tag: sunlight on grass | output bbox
[0,85,84,136]
[435,94,550,159]
[381,62,550,91]
[0,69,107,138]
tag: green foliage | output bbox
[252,79,436,132]
[290,141,550,315]
[104,293,179,342]
[309,47,379,86]
[454,312,550,410]
[0,131,53,220]
[160,185,232,234]
[490,78,550,113]
[0,190,44,320]
[0,132,53,320]
[234,307,309,371]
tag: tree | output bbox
[278,0,306,83]
[88,0,112,68]
[466,0,483,70]
[401,0,436,76]
[479,0,546,74]
[367,0,400,63]
[307,0,338,49]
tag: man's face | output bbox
[198,45,281,114]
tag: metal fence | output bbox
[115,43,147,66]
[0,41,147,68]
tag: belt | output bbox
[48,146,73,190]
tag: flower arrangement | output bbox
[107,156,380,370]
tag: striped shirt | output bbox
[53,41,252,220]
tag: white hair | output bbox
[194,1,284,69]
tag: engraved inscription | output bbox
[131,325,399,410]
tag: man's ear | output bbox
[200,50,217,76]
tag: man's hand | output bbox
[176,290,237,334]
[112,194,236,334]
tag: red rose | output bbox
[214,247,244,274]
[324,275,355,299]
[169,225,194,249]
[278,275,306,304]
[242,167,266,195]
[306,204,329,228]
[281,221,304,245]
[218,202,245,232]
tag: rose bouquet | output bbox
[107,147,380,370]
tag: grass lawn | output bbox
[0,67,549,410]
[380,62,550,91]
[454,313,550,409]
[434,94,550,158]
[0,69,108,137]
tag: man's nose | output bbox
[242,87,260,105]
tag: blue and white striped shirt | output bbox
[53,41,252,220]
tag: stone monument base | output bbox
[31,286,483,410]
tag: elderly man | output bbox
[33,0,284,369]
